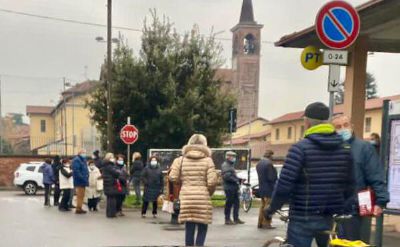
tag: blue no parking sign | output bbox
[315,1,360,49]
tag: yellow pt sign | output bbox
[301,46,323,70]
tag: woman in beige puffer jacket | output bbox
[170,134,217,247]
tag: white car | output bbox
[237,164,283,188]
[237,167,258,187]
[13,162,45,195]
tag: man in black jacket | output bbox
[221,151,244,225]
[256,150,277,229]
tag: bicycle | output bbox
[263,211,376,247]
[239,181,253,213]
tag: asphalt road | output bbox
[0,191,398,247]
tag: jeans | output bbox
[142,201,158,215]
[185,222,208,246]
[59,189,71,210]
[286,217,333,247]
[224,189,239,221]
[75,187,85,211]
[132,177,141,201]
[338,215,372,243]
[106,195,117,218]
[53,183,61,205]
[68,188,75,207]
[44,184,51,205]
[116,195,126,212]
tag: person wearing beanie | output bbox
[265,102,355,247]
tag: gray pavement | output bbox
[0,191,398,247]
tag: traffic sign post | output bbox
[314,1,360,118]
[120,119,139,175]
[328,64,341,119]
[315,1,360,50]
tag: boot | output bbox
[225,219,235,225]
[234,219,245,224]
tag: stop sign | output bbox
[120,124,139,145]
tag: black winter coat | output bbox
[221,161,240,191]
[102,162,121,196]
[141,166,163,202]
[131,160,144,179]
[256,158,277,198]
[52,162,62,183]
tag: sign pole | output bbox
[328,64,340,119]
[230,110,233,148]
[127,117,131,176]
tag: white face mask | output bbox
[150,160,158,167]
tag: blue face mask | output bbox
[370,140,377,145]
[80,154,87,159]
[338,129,352,142]
[230,158,237,164]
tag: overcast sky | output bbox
[0,0,399,122]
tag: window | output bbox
[288,127,292,139]
[243,34,256,54]
[365,117,372,133]
[300,126,305,138]
[275,128,280,140]
[40,120,46,133]
[38,166,44,173]
[26,166,35,172]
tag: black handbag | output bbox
[173,157,184,213]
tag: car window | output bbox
[38,166,44,173]
[26,166,35,172]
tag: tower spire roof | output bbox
[239,0,255,24]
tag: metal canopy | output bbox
[275,0,400,53]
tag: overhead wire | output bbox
[0,8,276,45]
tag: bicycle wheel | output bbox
[242,197,252,212]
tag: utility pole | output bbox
[63,77,68,156]
[0,76,2,155]
[106,0,113,152]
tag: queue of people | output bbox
[38,105,389,247]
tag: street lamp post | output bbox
[106,0,113,152]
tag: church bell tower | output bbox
[231,0,263,124]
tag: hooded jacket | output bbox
[169,144,218,225]
[268,124,354,221]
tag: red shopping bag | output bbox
[116,180,122,192]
